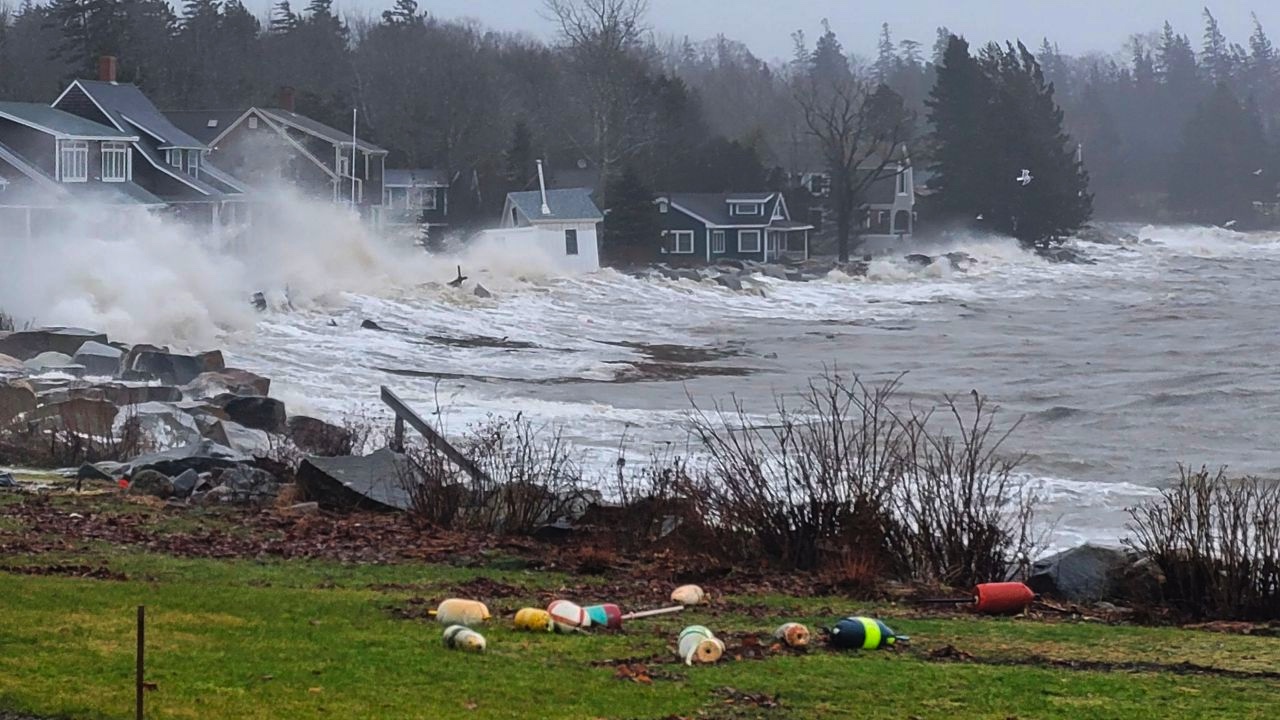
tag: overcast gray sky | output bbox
[312,1,1276,63]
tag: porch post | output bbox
[804,229,810,260]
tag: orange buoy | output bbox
[973,582,1035,615]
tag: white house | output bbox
[479,163,601,273]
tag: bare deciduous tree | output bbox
[792,25,913,262]
[543,0,653,205]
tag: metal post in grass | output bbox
[136,605,145,720]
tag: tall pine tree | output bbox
[602,164,659,266]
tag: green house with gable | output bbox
[653,191,814,265]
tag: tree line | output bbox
[0,0,1277,239]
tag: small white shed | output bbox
[488,185,603,274]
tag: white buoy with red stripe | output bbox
[547,599,590,632]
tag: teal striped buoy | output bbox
[828,617,903,650]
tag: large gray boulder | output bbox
[23,397,118,436]
[124,349,225,385]
[297,449,414,512]
[24,351,85,377]
[715,275,743,291]
[202,419,271,456]
[127,469,174,499]
[288,415,354,456]
[0,327,107,361]
[73,341,124,377]
[214,464,279,503]
[760,264,790,281]
[220,395,286,434]
[0,380,37,426]
[182,369,270,400]
[117,402,204,450]
[1027,544,1130,602]
[0,353,25,378]
[123,440,248,477]
[37,383,182,407]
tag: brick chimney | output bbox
[277,86,296,113]
[98,56,118,83]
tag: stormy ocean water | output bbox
[6,206,1278,550]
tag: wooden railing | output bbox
[380,385,490,484]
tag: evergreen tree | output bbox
[1169,82,1272,224]
[269,0,297,35]
[601,165,659,266]
[874,23,897,84]
[925,35,992,222]
[1157,21,1199,95]
[382,0,421,27]
[504,119,536,190]
[1201,8,1233,86]
[980,42,1091,245]
[932,26,952,65]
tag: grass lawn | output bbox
[0,497,1277,719]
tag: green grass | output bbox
[1,552,1277,720]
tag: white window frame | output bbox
[772,202,784,220]
[338,155,350,177]
[711,230,726,254]
[658,199,669,213]
[58,140,88,183]
[897,171,907,195]
[167,149,182,167]
[100,142,129,182]
[670,230,695,254]
[186,150,200,178]
[734,203,761,216]
[421,187,437,211]
[248,116,259,130]
[738,229,762,253]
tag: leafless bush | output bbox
[888,392,1039,587]
[683,371,1038,583]
[0,310,13,332]
[604,442,705,551]
[686,372,906,570]
[1125,466,1280,620]
[401,414,590,536]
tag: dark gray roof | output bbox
[385,168,448,187]
[259,108,387,154]
[0,101,135,139]
[663,192,782,226]
[508,188,602,223]
[70,182,166,206]
[163,110,249,146]
[74,81,208,149]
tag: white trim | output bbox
[670,230,695,254]
[711,230,726,254]
[58,140,88,182]
[101,141,129,182]
[259,109,389,155]
[0,108,137,142]
[738,229,762,254]
[119,114,171,145]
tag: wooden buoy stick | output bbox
[136,605,145,720]
[621,605,685,620]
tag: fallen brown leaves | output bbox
[0,563,128,581]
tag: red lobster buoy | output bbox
[973,582,1035,615]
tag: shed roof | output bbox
[508,188,602,223]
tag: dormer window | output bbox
[58,140,88,183]
[186,150,200,178]
[101,142,129,182]
[658,199,669,213]
[167,149,182,167]
[732,203,761,216]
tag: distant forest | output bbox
[0,0,1278,227]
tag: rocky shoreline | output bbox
[0,326,347,509]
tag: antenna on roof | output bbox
[536,159,551,216]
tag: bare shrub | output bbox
[686,371,906,570]
[683,371,1038,583]
[1125,466,1280,620]
[401,414,589,536]
[0,310,13,332]
[605,443,706,552]
[887,392,1039,587]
